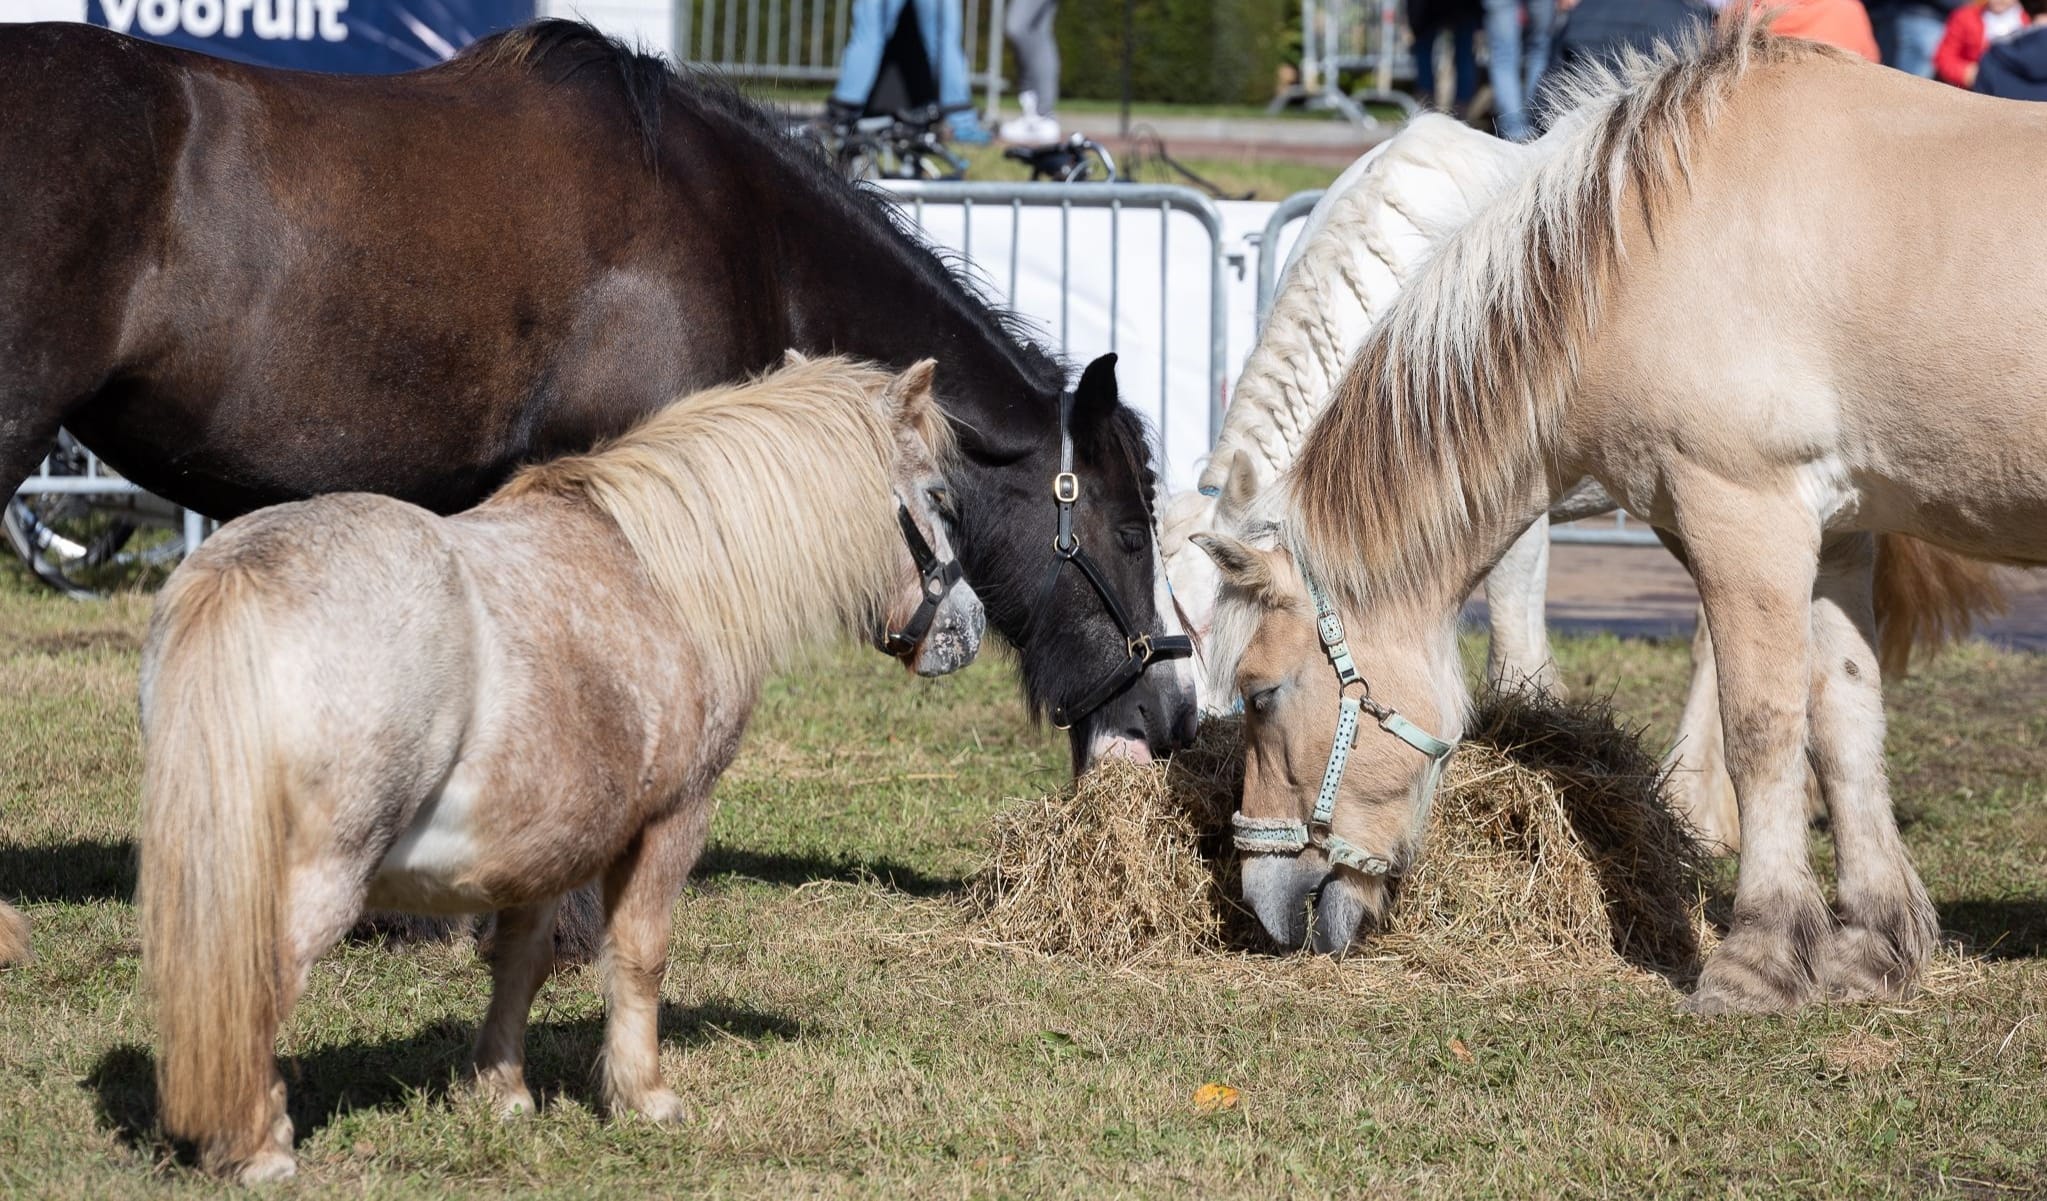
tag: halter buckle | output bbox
[1126,632,1152,661]
[1052,472,1079,503]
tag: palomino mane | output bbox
[1289,17,1836,610]
[498,357,940,679]
[464,20,1066,399]
[1200,116,1526,493]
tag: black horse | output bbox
[0,20,1198,766]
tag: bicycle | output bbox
[1002,133,1119,183]
[792,102,973,183]
[6,432,192,596]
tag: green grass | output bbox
[2,574,2044,1197]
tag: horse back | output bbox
[6,25,783,516]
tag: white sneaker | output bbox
[1000,112,1063,146]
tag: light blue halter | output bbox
[1229,565,1457,877]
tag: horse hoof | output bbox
[632,1089,690,1125]
[1822,924,1928,1003]
[235,1150,297,1184]
[494,1089,537,1120]
[1684,938,1820,1015]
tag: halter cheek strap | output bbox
[880,501,966,660]
[1229,564,1455,878]
[1018,389,1192,729]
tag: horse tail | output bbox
[138,564,287,1158]
[0,901,28,967]
[1872,534,2007,677]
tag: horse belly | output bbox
[367,762,493,915]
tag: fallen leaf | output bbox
[1193,1082,1240,1113]
[1449,1038,1474,1064]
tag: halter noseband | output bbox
[1229,564,1456,878]
[1019,389,1192,729]
[880,500,967,661]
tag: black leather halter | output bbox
[881,500,967,661]
[1020,390,1193,729]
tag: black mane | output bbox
[467,19,1068,399]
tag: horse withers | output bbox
[137,357,978,1181]
[1199,21,2046,1012]
[0,20,1194,771]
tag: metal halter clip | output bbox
[1127,632,1153,660]
[1052,472,1079,503]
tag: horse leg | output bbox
[1483,513,1559,694]
[1678,493,1832,1015]
[471,898,561,1116]
[1663,615,1741,853]
[1807,533,1938,1000]
[597,798,712,1123]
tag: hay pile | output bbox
[969,688,1711,979]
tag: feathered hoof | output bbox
[1822,913,1935,1004]
[625,1088,691,1126]
[471,1067,537,1120]
[1683,907,1830,1015]
[234,1149,297,1185]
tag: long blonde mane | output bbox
[1200,117,1528,494]
[1290,18,1836,608]
[500,357,936,679]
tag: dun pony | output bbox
[139,356,981,1180]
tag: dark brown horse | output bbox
[0,19,1198,765]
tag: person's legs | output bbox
[1005,0,1061,113]
[1894,7,1946,78]
[1521,0,1554,107]
[1412,24,1442,105]
[1451,17,1483,109]
[831,0,912,108]
[917,0,989,140]
[1484,0,1530,140]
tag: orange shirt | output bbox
[1753,0,1882,61]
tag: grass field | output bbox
[1,570,2044,1197]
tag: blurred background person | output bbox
[831,0,992,143]
[1868,0,1969,76]
[999,0,1062,145]
[1410,0,1485,118]
[1485,0,1556,141]
[1753,0,1881,58]
[1972,12,2047,93]
[1539,0,1711,116]
[1937,0,2031,85]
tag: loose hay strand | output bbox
[969,687,1712,984]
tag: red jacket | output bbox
[1937,4,2033,87]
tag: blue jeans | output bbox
[1484,0,1555,142]
[1413,18,1482,109]
[1873,7,1946,78]
[831,0,980,131]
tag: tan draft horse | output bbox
[1197,22,2041,1013]
[138,357,980,1180]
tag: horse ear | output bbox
[783,348,809,368]
[1070,353,1120,431]
[1215,450,1263,520]
[1191,532,1275,601]
[887,359,945,451]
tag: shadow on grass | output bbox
[0,839,134,904]
[1940,898,2047,960]
[695,846,963,897]
[85,1001,800,1159]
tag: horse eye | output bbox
[1247,685,1280,714]
[1117,524,1146,553]
[926,486,956,522]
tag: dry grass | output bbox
[971,689,1711,983]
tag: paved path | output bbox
[1465,544,2047,651]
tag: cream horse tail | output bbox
[138,564,285,1162]
[1874,535,2008,677]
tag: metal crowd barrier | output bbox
[880,180,1231,451]
[1269,0,1420,128]
[675,0,1010,117]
